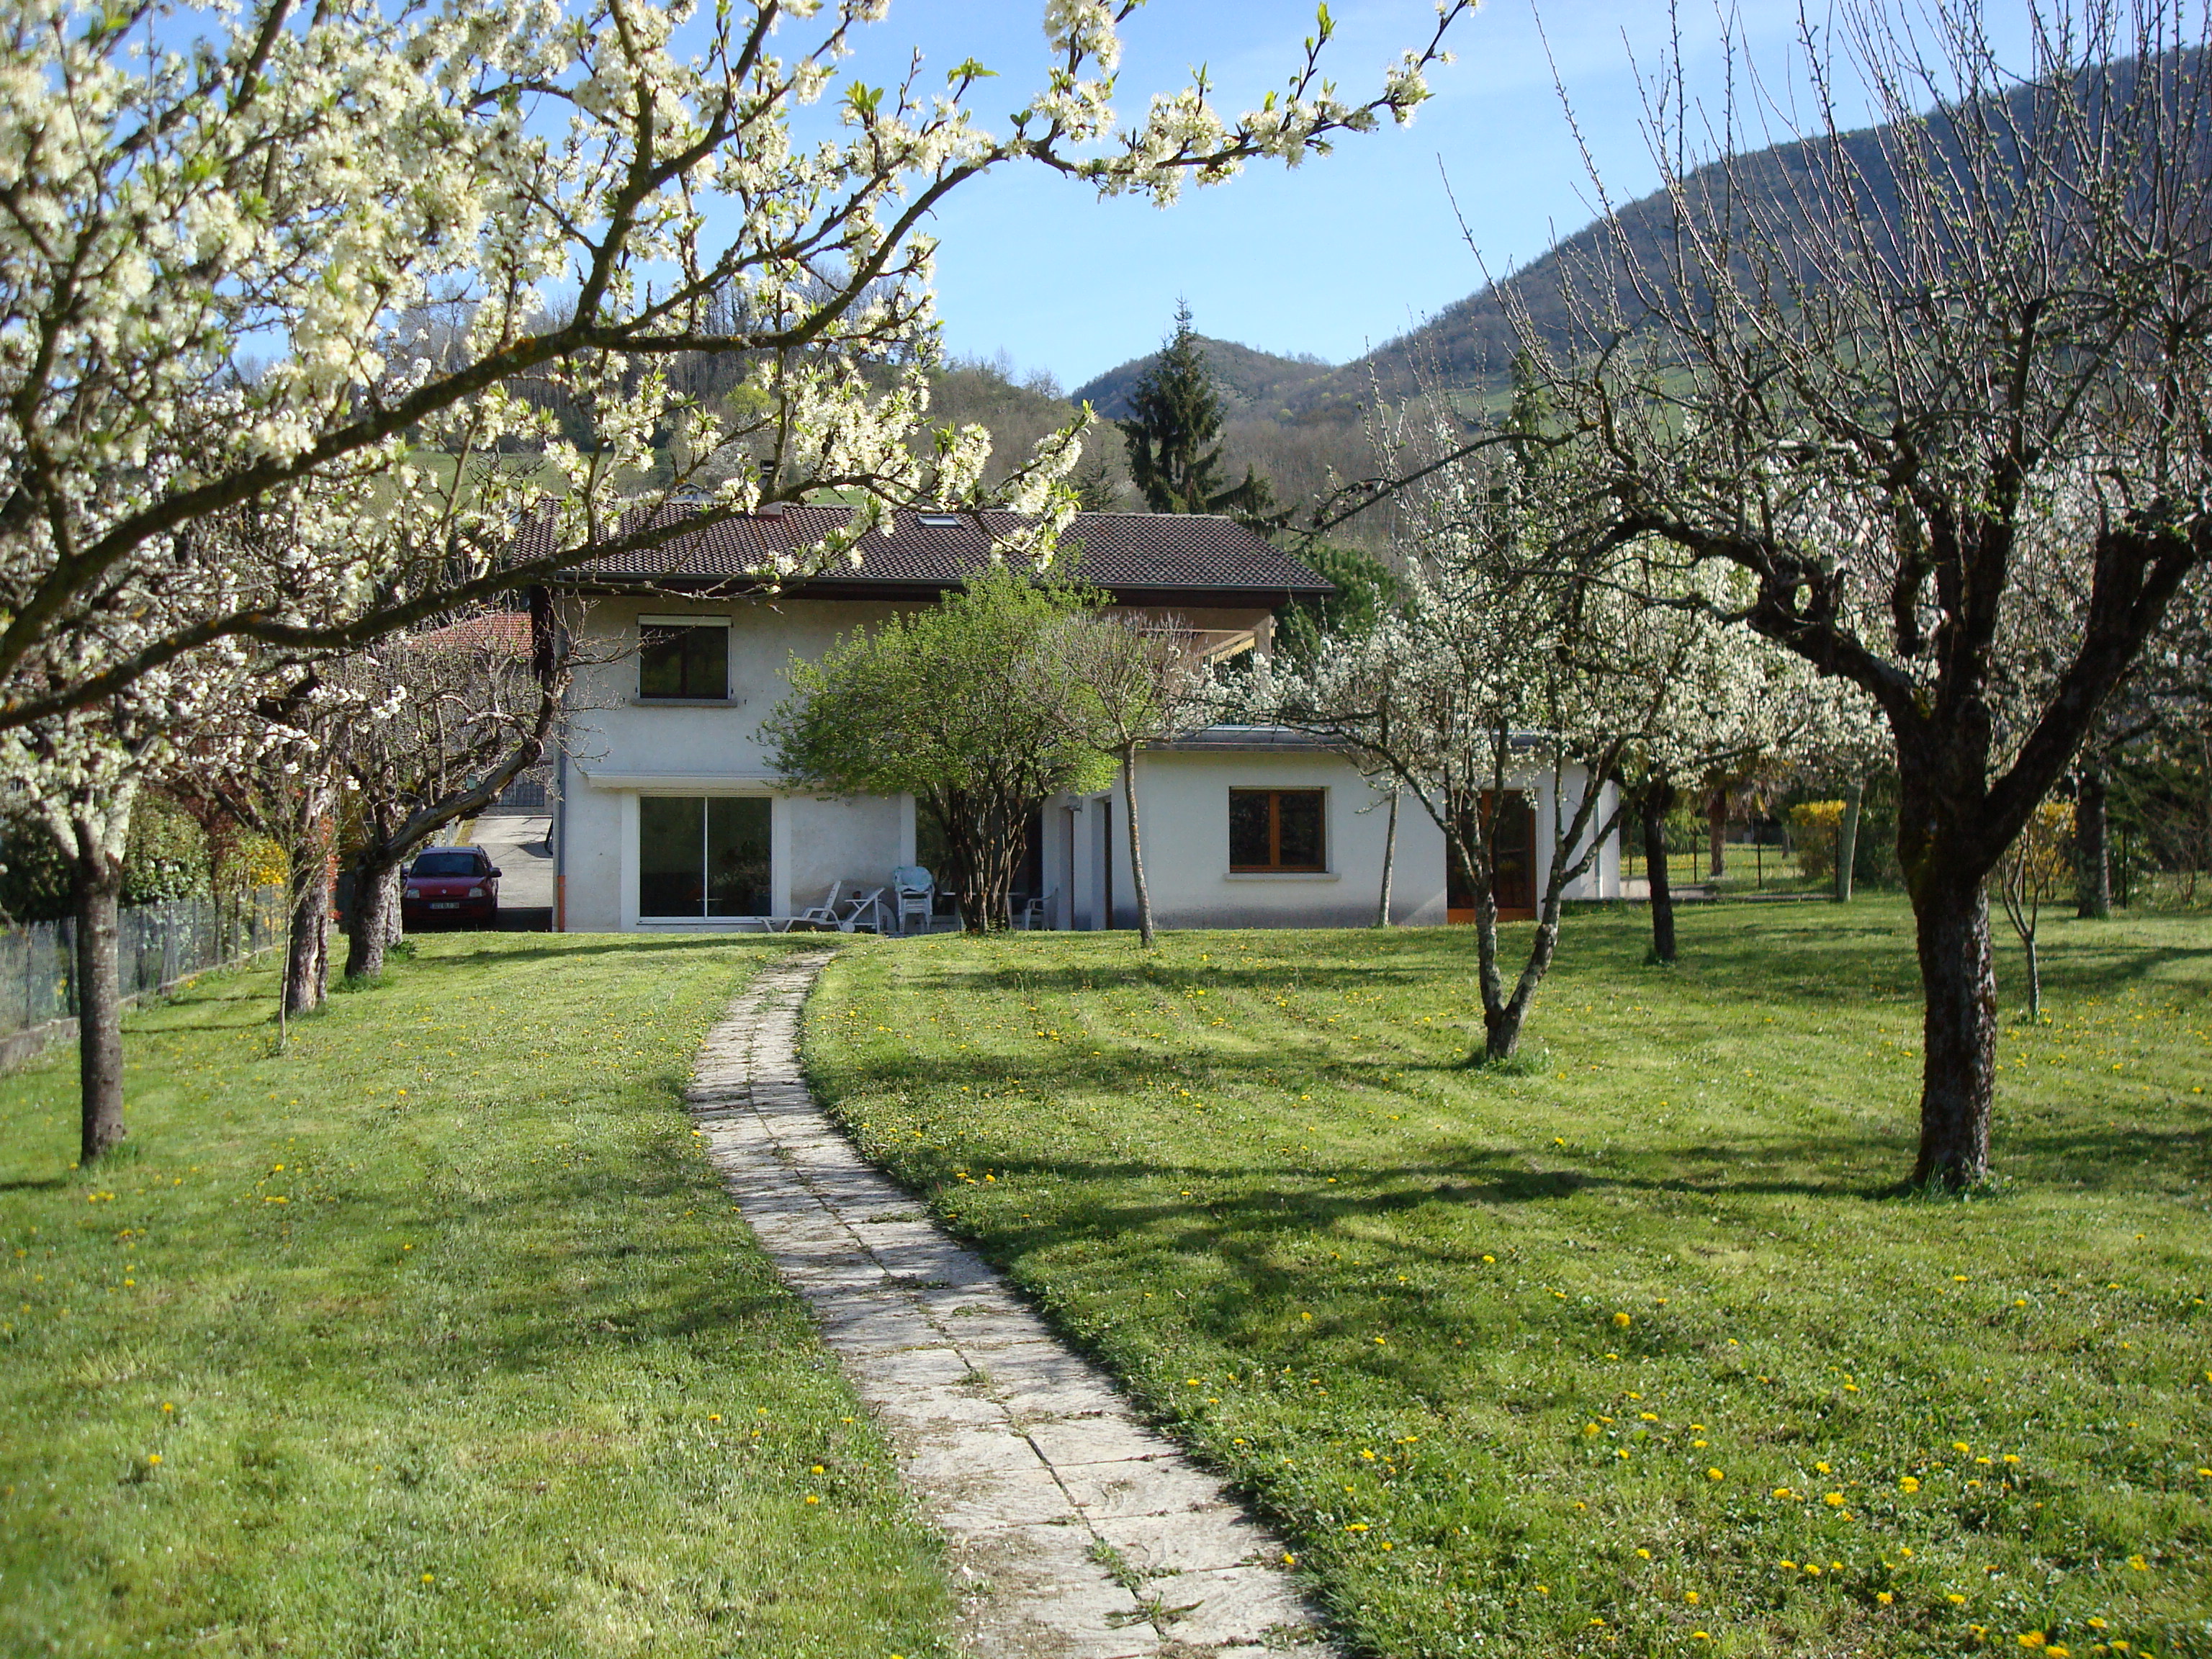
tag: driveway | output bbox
[461,813,554,925]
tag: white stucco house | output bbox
[545,505,1619,932]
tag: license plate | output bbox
[429,902,459,910]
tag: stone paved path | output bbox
[688,950,1336,1659]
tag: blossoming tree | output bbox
[0,0,1468,729]
[2,0,1469,1159]
[1269,427,1720,1064]
[335,594,569,982]
[1496,2,2212,1184]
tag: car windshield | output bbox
[411,852,482,877]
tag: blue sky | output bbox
[832,1,2032,388]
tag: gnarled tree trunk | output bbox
[344,852,403,979]
[1122,750,1156,948]
[1706,789,1728,878]
[2074,765,2111,919]
[1910,879,1997,1187]
[285,847,331,1017]
[1642,781,1678,964]
[1375,789,1399,927]
[1835,782,1864,903]
[71,840,127,1165]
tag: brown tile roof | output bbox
[409,613,533,654]
[529,505,1333,603]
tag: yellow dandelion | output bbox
[1878,1591,1894,1605]
[1707,1467,1725,1481]
[1614,1311,1632,1328]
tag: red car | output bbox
[402,846,502,927]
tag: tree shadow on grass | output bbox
[425,935,800,968]
[232,1115,830,1381]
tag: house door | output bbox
[1447,790,1538,924]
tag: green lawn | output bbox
[0,935,950,1659]
[806,899,2212,1659]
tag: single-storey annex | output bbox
[544,505,1619,932]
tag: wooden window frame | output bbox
[1228,788,1328,873]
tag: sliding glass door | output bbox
[639,796,772,919]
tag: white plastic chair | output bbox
[833,886,886,933]
[891,865,934,935]
[790,881,845,931]
[1012,889,1056,931]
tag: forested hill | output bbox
[1282,49,2203,414]
[1071,337,1334,421]
[1277,120,1904,414]
[1071,118,1929,420]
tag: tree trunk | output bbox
[1642,783,1677,964]
[1375,789,1399,927]
[285,854,331,1016]
[950,799,1019,935]
[2074,766,2111,918]
[2023,932,2042,1022]
[1835,781,1863,903]
[1910,881,1997,1189]
[1487,909,1562,1061]
[1449,801,1513,1064]
[1707,789,1728,878]
[343,853,402,980]
[1123,750,1156,948]
[71,846,127,1165]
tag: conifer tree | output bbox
[1118,306,1281,526]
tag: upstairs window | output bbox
[639,617,729,700]
[1229,788,1326,872]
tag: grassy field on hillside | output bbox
[0,935,951,1659]
[806,900,2212,1659]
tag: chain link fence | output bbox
[0,888,287,1043]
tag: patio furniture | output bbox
[1012,889,1056,931]
[890,866,935,935]
[789,881,846,931]
[832,886,886,933]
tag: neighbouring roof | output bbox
[409,612,533,654]
[525,504,1334,606]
